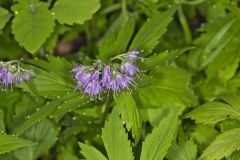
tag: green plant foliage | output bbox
[0,7,10,30]
[52,0,100,25]
[167,140,197,160]
[12,1,55,53]
[2,0,240,159]
[140,108,178,160]
[115,91,142,144]
[199,128,240,160]
[102,109,134,160]
[0,133,35,154]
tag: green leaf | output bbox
[13,94,79,135]
[79,142,107,160]
[136,66,197,110]
[0,7,10,30]
[62,148,79,160]
[130,6,177,56]
[98,19,135,61]
[102,109,134,160]
[52,0,100,25]
[190,125,219,152]
[140,109,178,160]
[140,47,194,69]
[13,120,59,160]
[167,140,197,160]
[0,110,5,132]
[115,91,142,144]
[12,1,55,53]
[0,133,34,154]
[199,128,240,160]
[186,101,240,124]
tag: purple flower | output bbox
[100,66,111,89]
[0,68,13,90]
[124,63,139,76]
[84,71,102,96]
[128,50,139,61]
[111,74,134,91]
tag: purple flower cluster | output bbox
[0,61,35,91]
[73,50,140,97]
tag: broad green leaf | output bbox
[0,134,34,154]
[13,94,79,135]
[140,109,178,160]
[220,119,240,132]
[52,0,100,25]
[130,6,177,56]
[98,19,135,61]
[0,7,10,30]
[18,56,75,99]
[13,120,59,160]
[115,91,142,144]
[136,66,197,110]
[79,142,107,160]
[140,47,194,69]
[199,128,240,160]
[186,101,240,124]
[167,140,197,160]
[190,125,219,152]
[12,1,55,53]
[102,109,134,160]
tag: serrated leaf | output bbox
[12,2,54,53]
[115,91,142,144]
[199,128,240,160]
[136,66,197,110]
[186,101,240,124]
[140,47,194,69]
[52,0,100,25]
[79,142,107,160]
[167,140,197,160]
[130,6,177,56]
[140,108,178,160]
[98,19,135,61]
[102,109,134,160]
[0,133,34,154]
[13,120,59,160]
[13,94,79,135]
[0,7,10,30]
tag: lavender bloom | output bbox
[111,74,134,91]
[100,66,111,89]
[84,71,102,96]
[128,50,139,61]
[0,68,13,90]
[124,63,139,76]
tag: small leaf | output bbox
[102,109,134,160]
[115,91,142,144]
[0,7,10,30]
[52,0,100,25]
[140,108,178,160]
[130,6,177,56]
[12,1,55,53]
[200,128,240,160]
[0,133,34,154]
[79,142,107,160]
